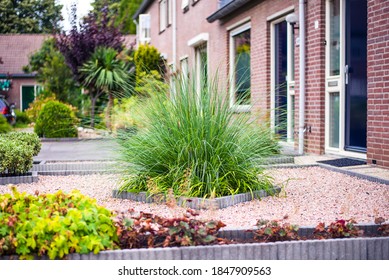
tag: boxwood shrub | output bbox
[0,139,33,174]
[0,187,118,259]
[34,100,78,138]
[0,116,11,134]
[0,132,41,156]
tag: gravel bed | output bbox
[1,166,388,228]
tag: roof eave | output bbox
[133,0,154,20]
[207,0,253,23]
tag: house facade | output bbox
[133,0,389,168]
[0,34,48,111]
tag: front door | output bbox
[325,0,367,154]
[344,0,367,152]
[21,86,35,111]
[271,17,295,142]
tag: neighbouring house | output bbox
[133,0,389,169]
[0,34,48,111]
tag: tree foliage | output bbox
[0,0,62,33]
[56,5,127,128]
[23,38,79,106]
[56,6,124,82]
[91,0,142,34]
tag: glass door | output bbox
[271,17,295,142]
[325,0,367,153]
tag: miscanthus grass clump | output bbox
[117,75,279,198]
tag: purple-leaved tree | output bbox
[56,4,125,128]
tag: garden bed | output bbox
[1,224,387,260]
[112,186,281,210]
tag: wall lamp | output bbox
[285,13,299,33]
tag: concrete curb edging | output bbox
[67,236,389,260]
[112,186,281,210]
[0,172,38,185]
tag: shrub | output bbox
[0,139,33,174]
[0,187,118,259]
[34,100,78,138]
[14,110,31,125]
[0,132,41,156]
[133,44,162,84]
[0,116,11,134]
[117,74,280,198]
[25,93,57,122]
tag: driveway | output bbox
[34,139,120,162]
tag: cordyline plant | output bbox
[56,4,126,127]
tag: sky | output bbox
[57,0,94,31]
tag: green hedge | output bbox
[0,187,118,259]
[0,139,33,174]
[0,132,41,156]
[34,100,78,138]
[0,116,11,134]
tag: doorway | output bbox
[325,0,367,154]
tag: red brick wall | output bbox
[301,0,326,154]
[4,77,38,110]
[367,0,389,168]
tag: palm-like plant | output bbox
[80,47,131,129]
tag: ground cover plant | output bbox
[117,74,280,199]
[0,187,118,259]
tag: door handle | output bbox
[344,65,349,85]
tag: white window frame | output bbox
[229,22,251,113]
[181,0,189,11]
[139,14,151,44]
[159,0,167,32]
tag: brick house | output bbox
[133,0,389,168]
[0,34,48,111]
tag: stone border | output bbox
[1,224,387,260]
[67,236,388,260]
[112,186,281,210]
[0,171,38,185]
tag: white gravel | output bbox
[1,166,388,228]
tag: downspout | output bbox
[172,0,177,72]
[298,0,306,155]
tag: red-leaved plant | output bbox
[313,219,364,239]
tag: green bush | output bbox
[0,116,12,134]
[0,132,41,156]
[34,100,78,138]
[25,93,57,122]
[14,109,31,125]
[0,187,118,259]
[117,75,280,198]
[133,44,162,84]
[0,139,33,174]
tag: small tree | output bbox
[80,47,131,130]
[56,5,125,127]
[133,44,163,85]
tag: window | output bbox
[159,0,167,32]
[139,14,151,44]
[229,23,251,110]
[181,0,189,12]
[180,57,189,84]
[195,43,208,92]
[159,0,173,31]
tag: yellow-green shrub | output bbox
[0,187,118,259]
